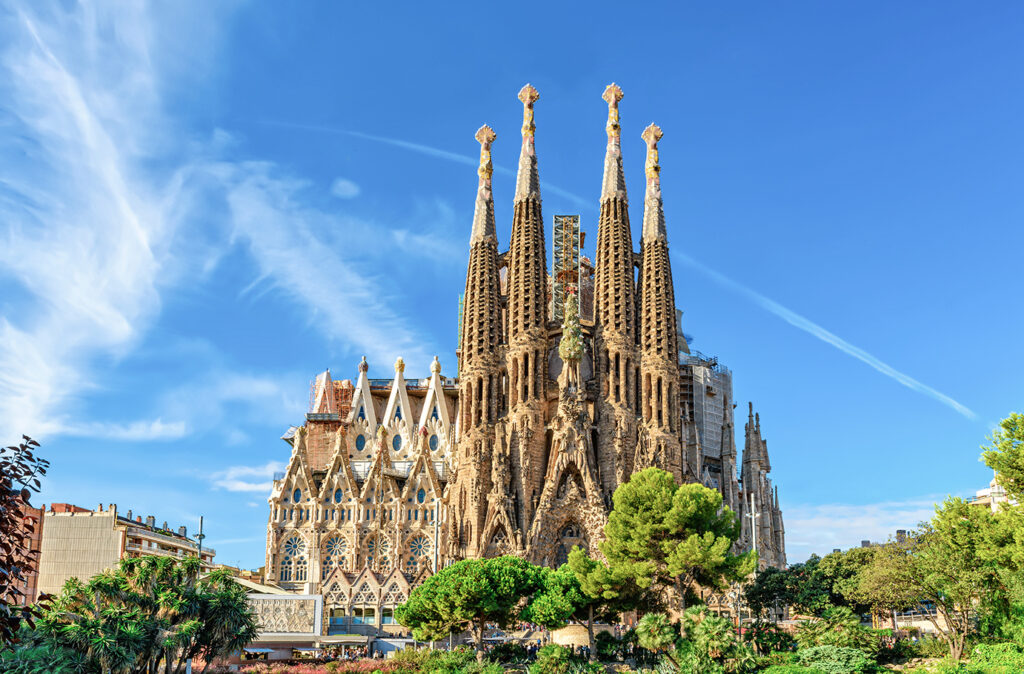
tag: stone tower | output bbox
[449,125,503,559]
[593,84,640,495]
[637,124,689,482]
[501,84,550,551]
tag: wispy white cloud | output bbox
[60,419,187,442]
[784,497,947,563]
[259,120,595,211]
[0,5,168,442]
[0,3,441,442]
[674,252,976,420]
[330,177,360,199]
[210,461,286,493]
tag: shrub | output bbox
[796,645,871,674]
[530,644,577,674]
[916,635,950,658]
[794,607,879,658]
[744,621,795,654]
[761,666,826,674]
[969,642,1024,674]
[488,641,528,663]
[595,631,624,660]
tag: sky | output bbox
[1,1,1022,569]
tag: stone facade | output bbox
[266,85,786,604]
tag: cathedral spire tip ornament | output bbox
[602,83,624,139]
[470,125,498,243]
[430,355,442,375]
[394,357,405,374]
[358,356,369,373]
[641,123,666,241]
[514,84,541,202]
[601,83,627,202]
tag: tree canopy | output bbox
[601,467,754,610]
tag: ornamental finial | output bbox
[603,83,624,140]
[475,125,496,184]
[430,355,442,375]
[358,356,369,373]
[642,123,663,185]
[394,356,405,374]
[518,84,539,139]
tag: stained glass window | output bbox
[392,435,402,451]
[355,434,366,451]
[429,435,439,451]
[293,488,302,502]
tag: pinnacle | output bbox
[514,84,541,203]
[641,123,666,242]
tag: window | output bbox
[395,405,402,420]
[328,608,347,635]
[417,488,426,504]
[392,435,402,451]
[355,434,366,451]
[357,406,365,420]
[382,608,395,624]
[280,535,307,582]
[429,434,439,451]
[334,489,343,503]
[322,535,347,578]
[293,488,302,502]
[409,535,430,558]
[431,406,439,421]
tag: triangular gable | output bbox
[313,370,336,414]
[272,428,315,502]
[416,357,451,431]
[401,449,442,502]
[382,357,413,437]
[346,358,378,429]
[318,431,358,501]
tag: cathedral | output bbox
[264,85,786,617]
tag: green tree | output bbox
[601,468,754,611]
[0,436,49,648]
[634,612,678,669]
[906,498,999,660]
[396,556,542,663]
[744,566,794,619]
[851,542,917,631]
[785,555,833,617]
[11,555,258,674]
[982,412,1024,501]
[817,546,877,614]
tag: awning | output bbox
[316,635,371,646]
[293,648,321,653]
[244,648,274,654]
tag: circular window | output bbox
[409,535,429,557]
[429,434,439,451]
[334,489,343,503]
[392,435,402,451]
[355,434,366,451]
[292,488,302,502]
[325,536,347,556]
[417,488,426,504]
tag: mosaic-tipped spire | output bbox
[514,84,541,202]
[641,123,667,242]
[470,125,497,243]
[601,83,627,202]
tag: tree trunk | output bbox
[891,609,898,633]
[476,618,486,663]
[587,605,596,662]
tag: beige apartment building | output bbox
[35,503,215,600]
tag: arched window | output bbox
[334,488,343,503]
[395,405,402,420]
[355,434,366,451]
[279,535,306,582]
[392,435,403,451]
[417,488,426,504]
[431,406,439,421]
[357,406,365,420]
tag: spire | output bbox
[470,125,497,244]
[514,84,541,203]
[506,83,548,347]
[601,83,627,202]
[641,123,667,242]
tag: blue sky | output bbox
[2,1,1022,568]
